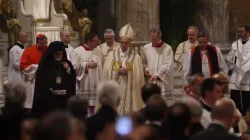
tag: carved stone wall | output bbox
[115,0,159,41]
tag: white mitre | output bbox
[119,23,136,41]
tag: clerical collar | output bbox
[201,99,212,112]
[188,40,198,46]
[242,39,249,45]
[17,41,23,45]
[83,44,93,51]
[188,92,200,101]
[153,40,164,48]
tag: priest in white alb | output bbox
[75,32,102,114]
[227,25,250,115]
[60,30,78,68]
[141,28,174,105]
[183,31,228,85]
[102,24,144,114]
[97,29,119,57]
[175,26,199,71]
[8,31,27,85]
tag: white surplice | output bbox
[183,46,228,85]
[141,43,174,105]
[7,44,25,85]
[227,39,250,91]
[175,40,198,71]
[0,58,8,107]
[75,46,102,106]
[22,64,38,108]
[65,44,78,68]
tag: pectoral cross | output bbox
[203,58,209,68]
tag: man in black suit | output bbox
[191,98,240,140]
[85,81,121,140]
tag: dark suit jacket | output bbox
[190,124,240,140]
[85,105,118,140]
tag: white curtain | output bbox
[33,0,50,19]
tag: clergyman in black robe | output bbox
[31,41,76,118]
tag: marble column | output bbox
[195,0,229,49]
[116,0,159,41]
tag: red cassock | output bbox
[20,45,48,70]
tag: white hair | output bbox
[5,83,26,104]
[104,29,115,37]
[187,26,199,34]
[181,97,203,118]
[97,80,120,107]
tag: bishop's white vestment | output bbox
[183,46,228,85]
[141,42,174,105]
[75,45,102,106]
[102,48,144,114]
[0,58,8,108]
[65,44,78,68]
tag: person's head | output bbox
[18,31,28,44]
[97,80,121,110]
[32,111,85,140]
[21,119,39,140]
[239,25,250,40]
[166,103,191,136]
[48,41,66,61]
[84,32,99,49]
[141,83,161,103]
[104,29,115,46]
[149,28,162,46]
[181,97,203,122]
[188,73,205,97]
[119,24,135,52]
[5,83,26,106]
[36,34,47,50]
[187,26,198,43]
[60,30,71,44]
[198,31,209,50]
[211,97,237,130]
[67,95,89,121]
[212,72,229,94]
[201,78,223,106]
[144,95,167,122]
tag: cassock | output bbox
[227,39,250,115]
[141,41,174,105]
[183,45,228,84]
[7,42,25,85]
[175,40,198,71]
[64,44,78,68]
[75,44,102,106]
[31,41,76,118]
[20,45,47,108]
[103,48,144,114]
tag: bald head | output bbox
[211,97,236,129]
[18,31,28,44]
[213,72,229,94]
[60,30,71,44]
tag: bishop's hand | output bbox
[151,75,158,81]
[118,67,128,75]
[62,62,70,70]
[88,61,97,68]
